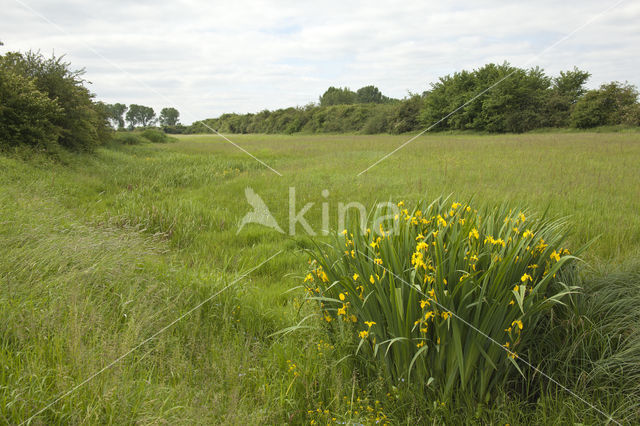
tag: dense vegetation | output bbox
[189,63,640,134]
[0,51,112,152]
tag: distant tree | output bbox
[319,86,356,106]
[420,62,552,132]
[102,102,127,129]
[126,104,156,128]
[159,107,180,126]
[543,68,591,127]
[356,85,384,103]
[570,82,639,128]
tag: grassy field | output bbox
[1,132,640,424]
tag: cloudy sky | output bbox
[2,0,638,124]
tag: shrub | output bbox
[140,128,170,143]
[0,67,62,151]
[304,198,581,402]
[0,51,111,152]
[114,132,145,145]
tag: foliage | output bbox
[0,66,63,151]
[113,131,145,145]
[126,104,156,128]
[159,107,180,126]
[102,102,128,129]
[319,86,357,106]
[186,64,639,135]
[305,198,582,402]
[0,51,111,151]
[139,128,173,143]
[570,82,639,128]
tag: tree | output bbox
[159,107,180,126]
[544,68,591,127]
[570,82,639,128]
[103,102,127,129]
[356,85,384,103]
[419,62,552,132]
[319,87,356,106]
[126,104,156,128]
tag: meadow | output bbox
[1,131,640,424]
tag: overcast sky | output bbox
[2,0,638,124]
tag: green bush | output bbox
[114,132,145,145]
[0,51,111,152]
[140,128,172,143]
[0,67,62,151]
[304,198,582,402]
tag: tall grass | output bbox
[2,132,640,423]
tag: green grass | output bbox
[1,132,640,424]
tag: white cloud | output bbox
[2,0,638,123]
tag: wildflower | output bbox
[521,273,532,282]
[365,321,376,328]
[470,228,480,240]
[416,233,424,241]
[397,201,404,207]
[508,300,515,305]
[341,229,348,235]
[353,273,359,281]
[428,289,436,298]
[339,293,346,301]
[518,212,526,223]
[370,275,375,284]
[359,330,369,339]
[437,215,447,227]
[350,315,358,323]
[350,250,355,258]
[416,340,425,348]
[424,311,435,321]
[442,312,451,320]
[324,312,332,322]
[437,337,441,344]
[374,258,383,265]
[513,285,519,292]
[550,250,560,262]
[512,227,519,234]
[304,273,314,283]
[535,239,549,252]
[522,229,534,238]
[511,319,523,330]
[416,241,429,251]
[337,304,347,316]
[452,202,461,210]
[420,299,430,309]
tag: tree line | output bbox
[102,103,181,130]
[189,62,640,135]
[0,49,184,153]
